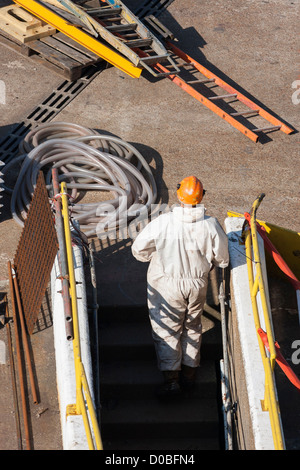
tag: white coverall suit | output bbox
[131,205,229,372]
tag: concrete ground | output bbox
[0,0,298,450]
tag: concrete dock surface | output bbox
[0,0,298,450]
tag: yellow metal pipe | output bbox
[245,230,284,449]
[61,182,103,450]
[61,183,82,413]
[244,194,285,450]
[265,364,284,449]
[80,361,103,450]
[78,390,95,450]
[13,0,142,78]
[245,230,267,356]
[251,274,259,298]
[250,200,276,369]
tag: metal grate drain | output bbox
[0,63,106,165]
[0,62,106,216]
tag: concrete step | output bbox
[98,304,221,324]
[99,305,149,324]
[99,358,218,400]
[98,304,223,449]
[99,396,220,440]
[99,320,156,361]
[99,319,222,361]
[102,436,221,451]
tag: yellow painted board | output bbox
[13,0,142,78]
[227,210,300,279]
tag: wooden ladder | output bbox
[48,0,181,77]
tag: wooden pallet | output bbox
[0,28,103,80]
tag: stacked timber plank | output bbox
[0,4,56,42]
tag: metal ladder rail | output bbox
[132,0,175,20]
[151,41,294,142]
[51,0,180,76]
[151,53,259,142]
[53,0,142,66]
[86,1,179,76]
[94,1,181,76]
[92,5,154,53]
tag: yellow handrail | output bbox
[244,194,284,450]
[61,181,103,450]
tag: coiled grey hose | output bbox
[6,122,157,238]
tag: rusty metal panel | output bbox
[13,171,58,335]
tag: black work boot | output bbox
[157,370,181,399]
[180,364,197,391]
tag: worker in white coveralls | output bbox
[131,176,229,397]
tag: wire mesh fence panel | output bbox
[13,171,58,335]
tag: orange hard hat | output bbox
[177,176,205,205]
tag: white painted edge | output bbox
[0,339,6,365]
[225,216,285,450]
[51,240,95,450]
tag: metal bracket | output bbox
[66,403,78,416]
[144,14,174,40]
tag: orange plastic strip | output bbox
[258,328,300,390]
[244,212,300,291]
